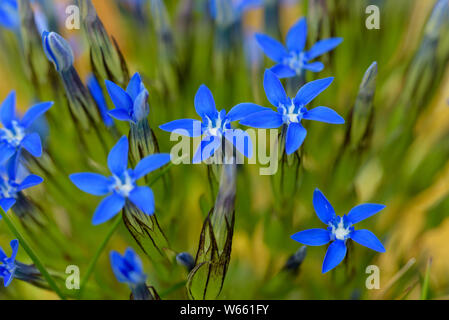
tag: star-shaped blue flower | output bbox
[70,136,171,225]
[105,73,149,124]
[110,248,146,286]
[0,239,19,287]
[159,84,264,163]
[240,70,344,155]
[0,0,19,30]
[256,17,342,78]
[291,189,386,274]
[0,156,44,213]
[0,91,53,164]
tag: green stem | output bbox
[78,213,122,299]
[0,208,66,300]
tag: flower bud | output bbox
[176,252,195,272]
[42,31,74,72]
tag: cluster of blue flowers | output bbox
[0,0,387,294]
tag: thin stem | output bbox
[78,213,122,299]
[0,208,66,300]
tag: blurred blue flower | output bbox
[110,248,146,286]
[160,84,263,162]
[0,0,18,30]
[106,73,149,124]
[240,70,344,155]
[42,31,75,72]
[0,91,53,164]
[255,17,342,78]
[209,0,262,27]
[291,189,386,273]
[0,239,18,287]
[0,155,44,213]
[70,136,171,225]
[87,74,114,127]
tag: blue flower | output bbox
[42,31,75,72]
[209,0,262,27]
[70,136,171,225]
[240,70,344,155]
[291,189,386,274]
[0,0,18,30]
[0,91,53,164]
[159,84,264,163]
[105,73,149,124]
[0,239,19,287]
[87,74,114,127]
[110,248,146,286]
[255,17,342,78]
[0,156,44,213]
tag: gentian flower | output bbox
[240,70,344,155]
[0,239,19,287]
[0,156,44,213]
[209,0,262,27]
[105,73,149,124]
[0,91,53,164]
[159,84,264,163]
[87,74,114,127]
[70,136,171,225]
[0,0,19,30]
[255,17,342,78]
[42,31,75,73]
[291,189,386,273]
[110,248,146,286]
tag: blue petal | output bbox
[0,143,16,165]
[108,109,132,122]
[3,271,14,287]
[351,229,386,253]
[126,73,143,100]
[108,136,129,176]
[105,80,133,111]
[313,189,336,224]
[227,103,271,122]
[129,186,155,215]
[307,37,343,60]
[192,135,222,164]
[159,119,203,137]
[20,102,53,129]
[347,204,386,224]
[286,17,307,53]
[240,110,283,128]
[70,173,112,196]
[294,77,334,106]
[303,107,345,124]
[0,91,16,128]
[92,193,126,225]
[10,239,19,261]
[322,240,347,273]
[21,133,42,157]
[132,89,149,122]
[255,33,288,63]
[110,251,129,283]
[134,153,171,180]
[270,64,296,79]
[285,123,307,155]
[123,248,144,274]
[291,228,330,246]
[224,129,253,158]
[18,175,43,191]
[263,69,289,107]
[0,198,16,213]
[302,61,324,72]
[194,85,217,120]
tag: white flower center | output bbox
[0,180,15,199]
[332,219,350,241]
[280,101,303,124]
[205,113,228,137]
[1,121,25,147]
[285,52,306,75]
[112,172,134,197]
